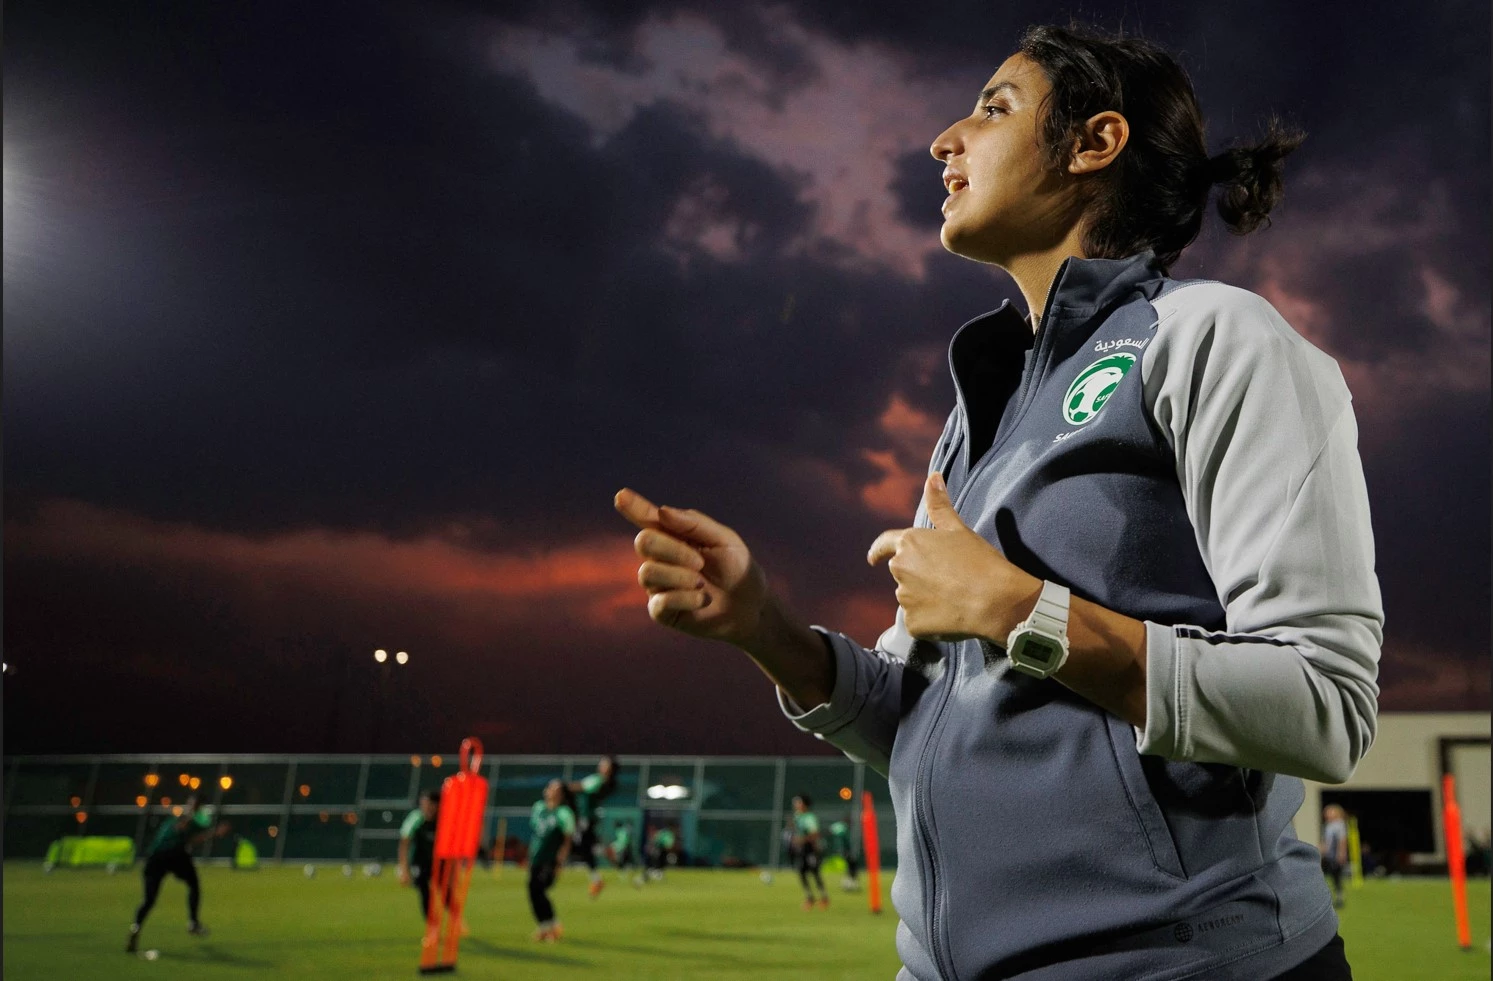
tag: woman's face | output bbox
[930,53,1075,265]
[599,758,614,777]
[544,780,563,807]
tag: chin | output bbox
[940,222,1001,265]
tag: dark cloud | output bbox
[892,148,947,231]
[3,0,1487,753]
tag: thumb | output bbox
[923,472,966,530]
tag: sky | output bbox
[3,0,1489,755]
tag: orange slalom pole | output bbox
[861,791,883,914]
[1442,774,1472,950]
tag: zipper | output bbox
[913,657,959,980]
[914,265,1070,980]
[913,429,964,981]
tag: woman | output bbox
[791,794,830,910]
[566,755,619,899]
[526,779,575,942]
[397,789,440,921]
[616,23,1378,981]
[127,796,225,953]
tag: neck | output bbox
[1003,227,1089,334]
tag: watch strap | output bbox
[1024,580,1070,636]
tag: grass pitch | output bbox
[2,863,1487,980]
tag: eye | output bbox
[981,103,1007,119]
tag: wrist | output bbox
[735,589,784,660]
[739,593,833,707]
[981,573,1043,644]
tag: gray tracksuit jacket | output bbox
[781,251,1382,980]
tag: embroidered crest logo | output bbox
[1063,353,1136,425]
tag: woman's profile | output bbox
[617,23,1377,981]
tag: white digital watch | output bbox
[1004,580,1071,678]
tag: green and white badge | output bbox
[1063,353,1136,425]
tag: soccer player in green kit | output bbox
[643,824,676,882]
[398,790,441,923]
[792,795,829,910]
[566,755,618,899]
[528,779,575,942]
[828,817,860,891]
[607,820,639,882]
[127,795,226,952]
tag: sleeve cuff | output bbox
[1135,621,1186,758]
[776,626,866,738]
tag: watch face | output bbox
[1011,634,1061,669]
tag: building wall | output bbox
[1292,711,1492,859]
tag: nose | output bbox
[930,120,962,162]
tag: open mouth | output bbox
[945,177,968,194]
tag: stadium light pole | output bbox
[368,650,409,754]
[324,641,354,753]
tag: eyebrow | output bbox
[979,81,1020,102]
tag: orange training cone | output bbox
[861,791,883,915]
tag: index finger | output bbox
[615,487,661,530]
[867,528,907,566]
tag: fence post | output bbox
[275,761,297,865]
[768,758,786,869]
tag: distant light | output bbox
[430,755,442,768]
[395,651,409,665]
[75,812,88,824]
[299,784,311,797]
[161,797,172,807]
[2,662,7,672]
[171,806,182,817]
[410,756,421,767]
[839,787,853,801]
[178,773,191,786]
[144,774,160,788]
[646,784,690,800]
[344,812,358,825]
[135,796,148,808]
[189,777,202,790]
[319,811,329,823]
[268,826,279,838]
[220,776,234,791]
[374,649,388,663]
[70,796,81,807]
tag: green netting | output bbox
[44,836,136,867]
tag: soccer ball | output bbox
[760,871,774,885]
[303,864,316,878]
[142,949,160,961]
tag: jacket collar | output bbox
[1040,250,1167,326]
[952,250,1169,347]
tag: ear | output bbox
[1067,110,1129,176]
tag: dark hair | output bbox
[1018,24,1304,271]
[421,788,441,805]
[794,794,812,808]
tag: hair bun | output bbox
[1205,151,1242,186]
